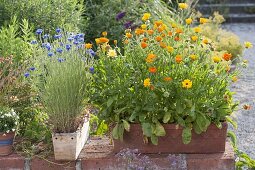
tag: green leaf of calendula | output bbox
[122,120,130,132]
[182,127,192,144]
[155,123,166,136]
[150,134,158,145]
[163,112,171,123]
[142,123,152,137]
[112,124,119,139]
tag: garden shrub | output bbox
[0,0,85,32]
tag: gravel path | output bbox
[223,23,255,159]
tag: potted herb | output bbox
[92,10,242,154]
[28,29,94,160]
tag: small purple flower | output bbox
[66,44,72,51]
[89,67,95,74]
[54,34,62,39]
[29,67,35,71]
[30,40,37,45]
[124,21,133,29]
[56,28,61,33]
[73,41,79,45]
[24,72,30,78]
[48,52,54,57]
[59,42,64,47]
[56,48,63,53]
[45,43,51,51]
[36,29,43,35]
[43,34,50,39]
[57,58,65,63]
[68,37,74,42]
[116,11,126,21]
[78,38,84,43]
[78,33,84,38]
[87,49,96,57]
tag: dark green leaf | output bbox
[150,134,158,145]
[118,123,124,141]
[182,127,192,144]
[142,123,152,137]
[112,124,119,139]
[154,123,166,136]
[163,112,171,123]
[107,98,114,107]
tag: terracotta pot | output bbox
[52,118,90,160]
[0,132,15,156]
[113,122,227,154]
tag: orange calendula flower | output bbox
[102,31,107,37]
[154,20,163,27]
[143,37,149,42]
[97,37,109,44]
[190,54,197,61]
[147,30,154,35]
[203,39,209,44]
[213,56,221,63]
[159,42,167,48]
[174,36,180,41]
[200,18,208,24]
[142,13,151,21]
[141,24,147,30]
[243,104,251,110]
[155,36,162,42]
[164,77,172,82]
[178,3,188,9]
[182,79,192,89]
[85,43,92,49]
[175,55,182,63]
[146,53,156,63]
[175,28,183,34]
[135,28,145,35]
[166,46,174,53]
[149,67,157,73]
[232,76,238,82]
[194,27,201,33]
[141,42,148,49]
[161,33,166,37]
[185,18,193,25]
[223,53,232,61]
[168,31,173,36]
[191,36,198,42]
[144,78,151,87]
[126,32,132,38]
[124,39,129,44]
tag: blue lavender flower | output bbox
[45,43,51,51]
[89,67,95,74]
[73,41,79,45]
[78,38,84,43]
[36,29,43,35]
[86,49,96,57]
[66,44,72,51]
[24,72,30,78]
[43,34,50,39]
[57,58,65,63]
[56,48,63,53]
[54,34,62,39]
[48,52,54,57]
[30,40,37,45]
[116,11,126,21]
[29,67,35,71]
[124,21,133,29]
[68,37,74,42]
[78,33,85,38]
[56,28,61,33]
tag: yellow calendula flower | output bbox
[142,13,151,21]
[190,54,197,61]
[166,46,174,53]
[182,79,192,89]
[102,31,107,37]
[178,3,188,9]
[232,76,238,82]
[203,39,209,44]
[191,35,198,42]
[85,43,92,49]
[185,18,193,25]
[126,32,132,38]
[194,27,201,33]
[141,24,147,30]
[213,56,221,63]
[200,18,208,24]
[146,53,156,63]
[244,41,253,48]
[171,23,177,28]
[144,78,151,87]
[107,49,117,58]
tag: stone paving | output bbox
[223,23,255,159]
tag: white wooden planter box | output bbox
[52,119,90,160]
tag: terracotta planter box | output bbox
[0,132,15,156]
[52,118,90,160]
[113,122,227,154]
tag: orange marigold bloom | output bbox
[126,32,132,38]
[174,36,180,41]
[146,53,156,63]
[168,31,173,36]
[175,55,182,63]
[175,28,183,34]
[143,37,149,42]
[141,42,148,49]
[154,20,163,27]
[164,77,172,82]
[157,27,164,32]
[149,67,157,73]
[135,28,145,35]
[147,30,154,35]
[160,42,167,48]
[99,37,109,43]
[191,35,198,42]
[203,39,209,44]
[124,39,129,44]
[155,36,162,42]
[223,53,232,61]
[85,43,92,49]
